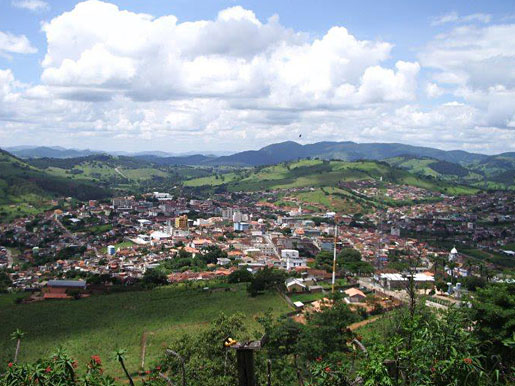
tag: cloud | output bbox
[12,0,49,12]
[1,1,514,154]
[425,82,444,98]
[431,12,491,26]
[40,0,415,108]
[420,23,515,129]
[0,31,37,56]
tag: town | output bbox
[1,185,513,307]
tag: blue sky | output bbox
[1,0,514,153]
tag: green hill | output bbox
[385,155,515,190]
[27,154,216,194]
[0,149,110,221]
[184,159,478,212]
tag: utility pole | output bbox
[332,222,338,294]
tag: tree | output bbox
[315,248,373,275]
[0,270,12,293]
[469,283,515,377]
[306,301,360,357]
[143,268,168,287]
[228,269,253,283]
[114,348,134,386]
[247,267,287,296]
[201,245,227,265]
[10,329,24,363]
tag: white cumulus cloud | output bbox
[0,31,37,56]
[39,0,416,108]
[1,1,514,154]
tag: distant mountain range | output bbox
[5,146,230,159]
[6,146,102,159]
[206,141,498,166]
[9,141,506,164]
[4,141,514,190]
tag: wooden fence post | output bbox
[236,348,256,386]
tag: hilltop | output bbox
[0,149,111,220]
[386,154,515,190]
[26,153,216,194]
[207,140,492,166]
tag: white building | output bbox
[153,192,173,201]
[222,208,234,220]
[281,249,306,270]
[233,210,243,223]
[448,247,458,261]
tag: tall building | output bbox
[175,215,188,229]
[281,249,306,270]
[222,208,234,220]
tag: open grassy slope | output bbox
[185,159,479,196]
[386,155,515,190]
[0,284,291,378]
[0,149,110,221]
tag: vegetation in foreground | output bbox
[1,279,514,385]
[0,283,290,378]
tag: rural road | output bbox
[114,167,128,179]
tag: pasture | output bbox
[0,284,291,378]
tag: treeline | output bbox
[429,160,470,177]
[28,154,154,170]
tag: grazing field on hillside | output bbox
[0,284,291,378]
[184,159,478,195]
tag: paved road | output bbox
[53,216,78,242]
[264,233,281,258]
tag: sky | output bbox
[0,0,514,154]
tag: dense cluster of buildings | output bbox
[0,188,513,297]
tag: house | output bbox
[285,278,307,293]
[43,280,87,300]
[217,257,231,266]
[344,288,366,303]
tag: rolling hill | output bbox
[385,154,515,190]
[183,159,479,212]
[0,149,111,220]
[7,140,499,166]
[25,153,216,193]
[6,146,102,159]
[206,141,492,166]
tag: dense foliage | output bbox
[315,248,374,275]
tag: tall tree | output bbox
[10,329,24,363]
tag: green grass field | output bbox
[289,292,327,303]
[0,284,291,378]
[183,159,478,196]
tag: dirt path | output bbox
[115,167,128,179]
[349,316,381,331]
